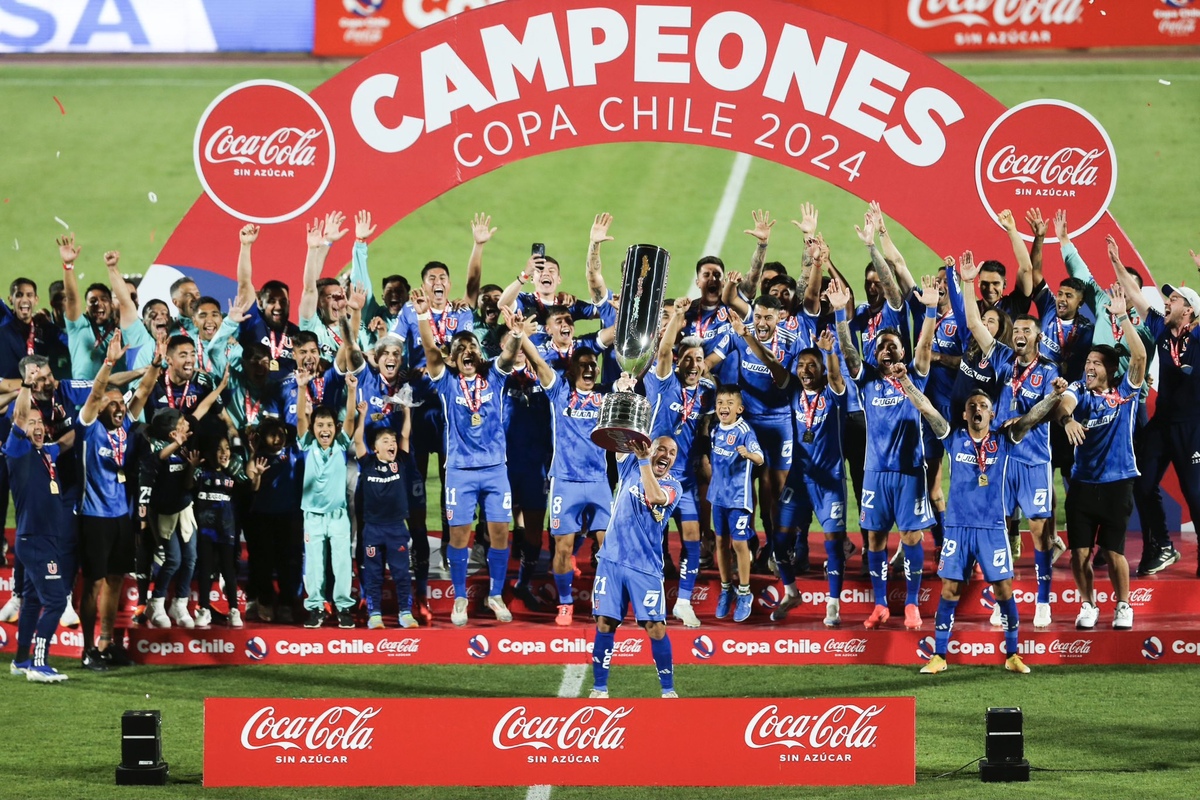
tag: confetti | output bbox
[145,694,150,699]
[148,191,158,203]
[1100,9,1106,14]
[56,151,60,158]
[53,96,66,115]
[1159,79,1172,86]
[12,240,18,251]
[54,216,69,229]
[149,228,156,244]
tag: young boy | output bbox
[353,400,417,629]
[297,369,359,629]
[708,385,764,623]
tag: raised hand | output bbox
[1054,209,1069,241]
[630,438,651,460]
[356,401,368,417]
[239,224,260,245]
[1106,235,1122,267]
[816,329,835,352]
[103,250,120,271]
[867,201,886,235]
[590,213,615,245]
[959,249,980,282]
[854,212,876,246]
[246,456,268,479]
[185,448,202,469]
[355,210,376,241]
[1108,283,1128,318]
[1026,208,1047,238]
[743,209,775,244]
[942,255,956,270]
[305,217,323,249]
[294,367,312,387]
[614,371,636,392]
[728,311,748,337]
[1192,248,1200,273]
[814,233,830,265]
[322,211,348,243]
[345,371,358,391]
[918,274,939,307]
[672,296,692,317]
[556,292,577,308]
[216,366,231,394]
[57,234,80,265]
[471,212,496,245]
[410,287,430,315]
[724,270,743,287]
[348,282,367,311]
[891,362,909,382]
[825,276,851,309]
[104,330,125,364]
[1051,377,1068,395]
[792,202,819,237]
[998,209,1017,232]
[227,294,253,324]
[368,316,387,336]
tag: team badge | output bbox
[726,434,736,445]
[389,462,398,473]
[366,546,376,558]
[1031,374,1043,387]
[944,323,957,337]
[447,318,459,330]
[47,561,58,575]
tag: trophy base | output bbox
[591,392,653,453]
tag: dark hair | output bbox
[316,277,340,293]
[765,275,797,294]
[864,263,878,279]
[965,388,992,404]
[875,327,905,350]
[309,406,337,427]
[292,331,319,350]
[169,276,196,296]
[568,349,598,371]
[543,255,560,269]
[143,299,168,318]
[421,261,450,280]
[449,330,479,349]
[196,295,222,310]
[762,261,787,277]
[372,426,397,445]
[166,335,193,354]
[715,384,743,400]
[480,283,503,295]
[9,278,36,296]
[968,307,1014,361]
[1090,345,1121,380]
[48,280,64,297]
[1125,267,1144,288]
[545,304,571,321]
[258,280,289,303]
[753,295,783,311]
[244,342,271,363]
[1060,277,1087,294]
[796,346,823,363]
[382,274,409,291]
[1014,313,1039,327]
[979,260,1007,279]
[258,416,288,442]
[84,282,112,300]
[695,256,724,274]
[148,408,183,441]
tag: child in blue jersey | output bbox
[831,228,937,633]
[590,436,683,699]
[413,288,524,626]
[193,437,261,628]
[899,370,1066,675]
[6,378,70,682]
[707,386,765,623]
[354,400,418,630]
[1055,284,1146,631]
[773,331,849,627]
[647,299,717,628]
[296,368,359,629]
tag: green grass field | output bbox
[2,54,1200,799]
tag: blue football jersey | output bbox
[535,333,607,374]
[78,417,132,518]
[4,428,65,537]
[855,362,927,474]
[681,304,734,356]
[238,304,300,375]
[517,291,614,346]
[706,419,761,511]
[927,307,964,410]
[944,428,1011,529]
[545,374,608,483]
[600,455,681,577]
[432,362,510,469]
[1035,286,1094,382]
[360,453,410,524]
[393,303,475,370]
[645,369,715,474]
[850,300,911,366]
[713,327,799,419]
[282,367,345,427]
[1066,374,1141,484]
[994,353,1058,466]
[789,382,847,478]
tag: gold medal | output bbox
[269,358,280,371]
[471,413,482,427]
[802,431,815,444]
[117,472,126,484]
[49,480,59,494]
[978,474,989,487]
[371,412,384,422]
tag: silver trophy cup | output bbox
[591,244,670,452]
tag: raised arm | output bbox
[722,270,751,319]
[816,329,845,394]
[78,333,126,425]
[870,202,915,295]
[586,213,614,306]
[342,372,358,439]
[729,313,788,388]
[350,210,380,318]
[14,362,37,431]
[800,235,825,316]
[300,212,346,323]
[957,251,994,352]
[895,363,948,439]
[738,209,775,300]
[235,224,260,309]
[294,367,313,440]
[191,368,229,421]
[128,339,165,420]
[655,298,690,379]
[999,209,1036,298]
[499,253,541,313]
[856,215,903,310]
[913,276,938,376]
[58,234,83,323]
[340,282,367,372]
[411,288,445,378]
[1021,208,1044,298]
[630,438,669,506]
[1008,377,1068,442]
[352,400,369,459]
[462,213,495,309]
[105,251,139,328]
[827,277,862,379]
[1106,235,1151,319]
[518,324,556,388]
[495,308,525,374]
[1109,284,1146,387]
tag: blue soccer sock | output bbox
[1034,549,1052,604]
[773,531,796,587]
[487,547,510,597]
[678,540,700,601]
[934,598,958,656]
[573,534,587,556]
[824,539,844,598]
[448,545,469,596]
[591,630,615,692]
[999,596,1020,657]
[867,549,887,606]
[650,635,674,693]
[554,571,574,606]
[902,542,924,605]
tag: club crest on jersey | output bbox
[1031,374,1043,387]
[447,318,459,330]
[366,546,376,558]
[984,438,999,453]
[818,396,827,410]
[725,434,736,445]
[717,308,728,321]
[390,462,398,473]
[47,561,57,575]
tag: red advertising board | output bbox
[313,1,1200,57]
[203,696,916,786]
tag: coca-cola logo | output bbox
[377,637,421,654]
[976,99,1117,243]
[240,705,379,751]
[823,638,868,655]
[194,80,336,224]
[1048,638,1093,655]
[744,704,883,749]
[1127,587,1154,605]
[492,705,631,751]
[907,0,1085,29]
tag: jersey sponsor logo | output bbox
[869,395,905,407]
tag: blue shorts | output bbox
[406,456,426,511]
[712,506,754,541]
[748,416,793,472]
[670,475,699,523]
[778,473,847,534]
[591,558,666,623]
[549,478,612,535]
[1004,459,1053,520]
[445,464,512,525]
[860,469,933,533]
[937,525,1013,583]
[510,456,549,511]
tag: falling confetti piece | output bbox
[149,228,156,244]
[12,240,18,251]
[145,694,150,699]
[148,191,158,203]
[54,216,69,229]
[53,96,65,114]
[1100,9,1106,13]
[56,151,60,158]
[1159,79,1172,86]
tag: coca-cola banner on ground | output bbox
[204,697,915,787]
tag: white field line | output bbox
[688,151,753,299]
[524,662,588,800]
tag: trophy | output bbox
[591,243,671,452]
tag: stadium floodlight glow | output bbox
[980,707,1030,782]
[116,710,169,786]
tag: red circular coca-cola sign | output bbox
[975,99,1117,243]
[194,80,336,224]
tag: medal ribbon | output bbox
[799,390,819,434]
[459,374,484,414]
[973,433,992,481]
[267,329,285,360]
[164,375,191,410]
[106,425,126,467]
